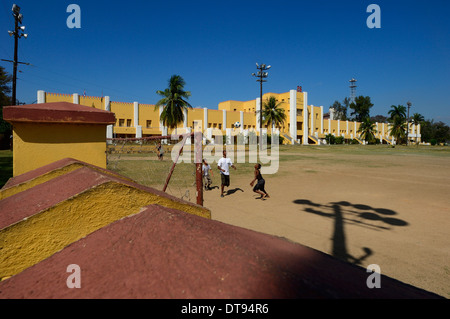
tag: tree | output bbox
[262,96,286,131]
[389,115,407,144]
[357,117,377,143]
[370,114,388,123]
[388,105,406,121]
[155,75,192,134]
[0,66,12,134]
[410,113,424,145]
[330,100,347,120]
[349,96,373,122]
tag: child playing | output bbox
[202,159,213,190]
[250,163,270,199]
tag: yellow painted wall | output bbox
[243,112,256,130]
[207,109,223,130]
[79,96,104,109]
[12,123,108,176]
[218,100,245,112]
[111,101,134,128]
[139,104,160,135]
[187,108,204,129]
[0,180,211,280]
[45,93,73,103]
[227,111,240,128]
[42,92,406,143]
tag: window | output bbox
[297,109,303,116]
[119,119,125,127]
[126,119,132,127]
[146,120,152,128]
[316,114,318,119]
[208,123,212,128]
[218,123,222,129]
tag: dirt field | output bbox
[197,145,450,298]
[110,145,450,298]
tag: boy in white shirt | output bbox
[217,150,236,197]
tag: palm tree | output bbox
[389,115,407,145]
[357,117,377,143]
[155,75,192,135]
[411,113,424,145]
[262,96,287,132]
[388,105,406,121]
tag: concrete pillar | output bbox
[183,108,188,128]
[104,96,110,111]
[106,125,113,141]
[320,106,324,134]
[185,127,192,145]
[337,120,340,137]
[310,105,314,137]
[225,128,232,145]
[302,92,308,145]
[223,109,227,131]
[289,90,297,143]
[73,93,80,104]
[37,90,46,104]
[240,111,244,133]
[203,108,208,131]
[354,121,357,137]
[346,120,349,135]
[133,102,139,127]
[328,118,331,135]
[134,102,141,138]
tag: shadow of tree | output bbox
[293,199,408,266]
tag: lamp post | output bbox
[8,4,28,106]
[406,101,411,146]
[252,63,271,135]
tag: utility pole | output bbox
[7,4,28,105]
[406,101,411,146]
[252,63,271,134]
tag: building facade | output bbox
[37,90,421,145]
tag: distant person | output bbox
[217,150,236,197]
[250,163,269,199]
[202,159,213,190]
[156,142,164,161]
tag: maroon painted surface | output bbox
[3,102,115,124]
[0,204,442,299]
[0,158,205,230]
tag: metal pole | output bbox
[12,16,18,105]
[406,102,411,146]
[194,129,203,206]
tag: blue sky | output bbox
[1,0,449,124]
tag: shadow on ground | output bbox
[293,199,408,266]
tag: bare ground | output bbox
[199,147,450,298]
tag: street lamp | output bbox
[406,101,411,146]
[8,4,28,105]
[252,63,271,135]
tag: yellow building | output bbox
[4,100,115,176]
[38,90,421,145]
